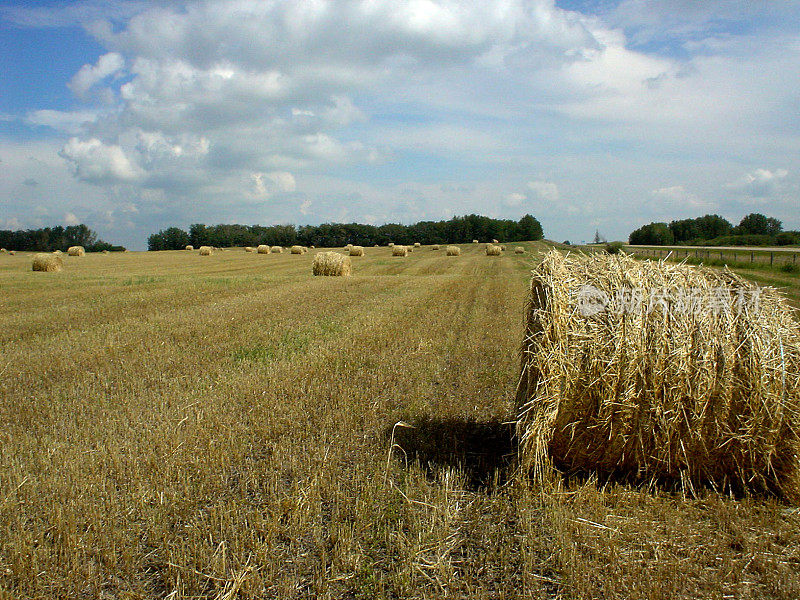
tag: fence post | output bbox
[770,252,774,266]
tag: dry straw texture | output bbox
[349,246,364,256]
[290,245,304,254]
[32,253,63,272]
[473,239,479,244]
[486,245,502,256]
[516,250,800,499]
[199,246,213,256]
[446,245,461,256]
[245,247,255,252]
[67,246,85,257]
[414,242,421,247]
[257,245,269,254]
[431,245,440,250]
[392,245,409,257]
[271,246,283,254]
[312,251,352,276]
[515,247,525,254]
[185,245,194,251]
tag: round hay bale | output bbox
[199,246,213,256]
[388,242,394,247]
[310,245,315,249]
[67,246,85,257]
[349,246,364,257]
[446,245,461,256]
[431,244,440,250]
[515,247,525,254]
[392,245,409,257]
[185,245,194,251]
[101,249,109,254]
[271,246,283,254]
[32,253,63,272]
[473,239,479,244]
[492,239,499,244]
[414,242,421,247]
[53,250,63,256]
[9,250,16,255]
[290,245,304,254]
[245,246,255,252]
[257,245,270,254]
[312,251,352,276]
[516,250,800,499]
[485,244,501,256]
[0,248,6,253]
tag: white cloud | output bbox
[503,192,526,207]
[527,180,560,202]
[64,212,80,225]
[60,137,143,183]
[26,110,100,134]
[2,217,22,230]
[68,52,125,98]
[727,168,789,197]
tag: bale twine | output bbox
[271,246,283,254]
[290,245,304,254]
[485,245,502,256]
[186,245,194,251]
[257,245,269,254]
[199,246,213,255]
[515,247,525,254]
[32,253,63,272]
[392,245,409,257]
[67,246,85,257]
[446,246,461,256]
[516,250,800,499]
[349,246,364,256]
[312,251,352,276]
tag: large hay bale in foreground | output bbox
[199,246,213,256]
[290,245,304,254]
[446,245,461,256]
[392,245,408,257]
[67,246,85,257]
[312,251,351,276]
[32,253,63,272]
[271,246,283,254]
[516,250,800,499]
[515,247,525,254]
[349,246,364,256]
[485,245,502,256]
[257,245,269,254]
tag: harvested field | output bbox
[0,244,798,600]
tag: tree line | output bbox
[0,224,124,252]
[629,213,799,246]
[148,214,544,251]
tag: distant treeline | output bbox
[629,213,800,246]
[148,214,544,251]
[0,224,124,252]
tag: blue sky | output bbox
[1,0,798,249]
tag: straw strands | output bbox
[392,245,408,257]
[270,246,283,254]
[516,250,800,499]
[290,245,304,254]
[349,246,364,256]
[446,246,461,256]
[185,245,194,251]
[67,246,85,257]
[257,245,269,254]
[312,251,352,276]
[486,245,502,256]
[32,253,63,272]
[199,246,213,255]
[515,247,525,254]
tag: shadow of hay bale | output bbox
[387,417,517,491]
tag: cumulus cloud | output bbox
[60,137,143,183]
[727,168,789,197]
[251,171,297,195]
[26,110,99,134]
[68,52,125,98]
[64,212,80,225]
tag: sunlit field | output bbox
[1,244,799,599]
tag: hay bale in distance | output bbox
[257,245,269,254]
[32,253,63,272]
[101,250,109,254]
[473,239,479,244]
[198,246,213,255]
[9,250,16,255]
[485,244,502,256]
[290,245,304,254]
[349,246,364,256]
[431,244,440,250]
[413,242,421,248]
[185,245,194,251]
[245,247,255,252]
[271,246,283,254]
[0,248,6,253]
[446,245,461,256]
[392,245,409,257]
[516,250,800,499]
[67,246,85,257]
[515,247,525,254]
[312,251,351,276]
[388,242,394,247]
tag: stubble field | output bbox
[1,244,799,599]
